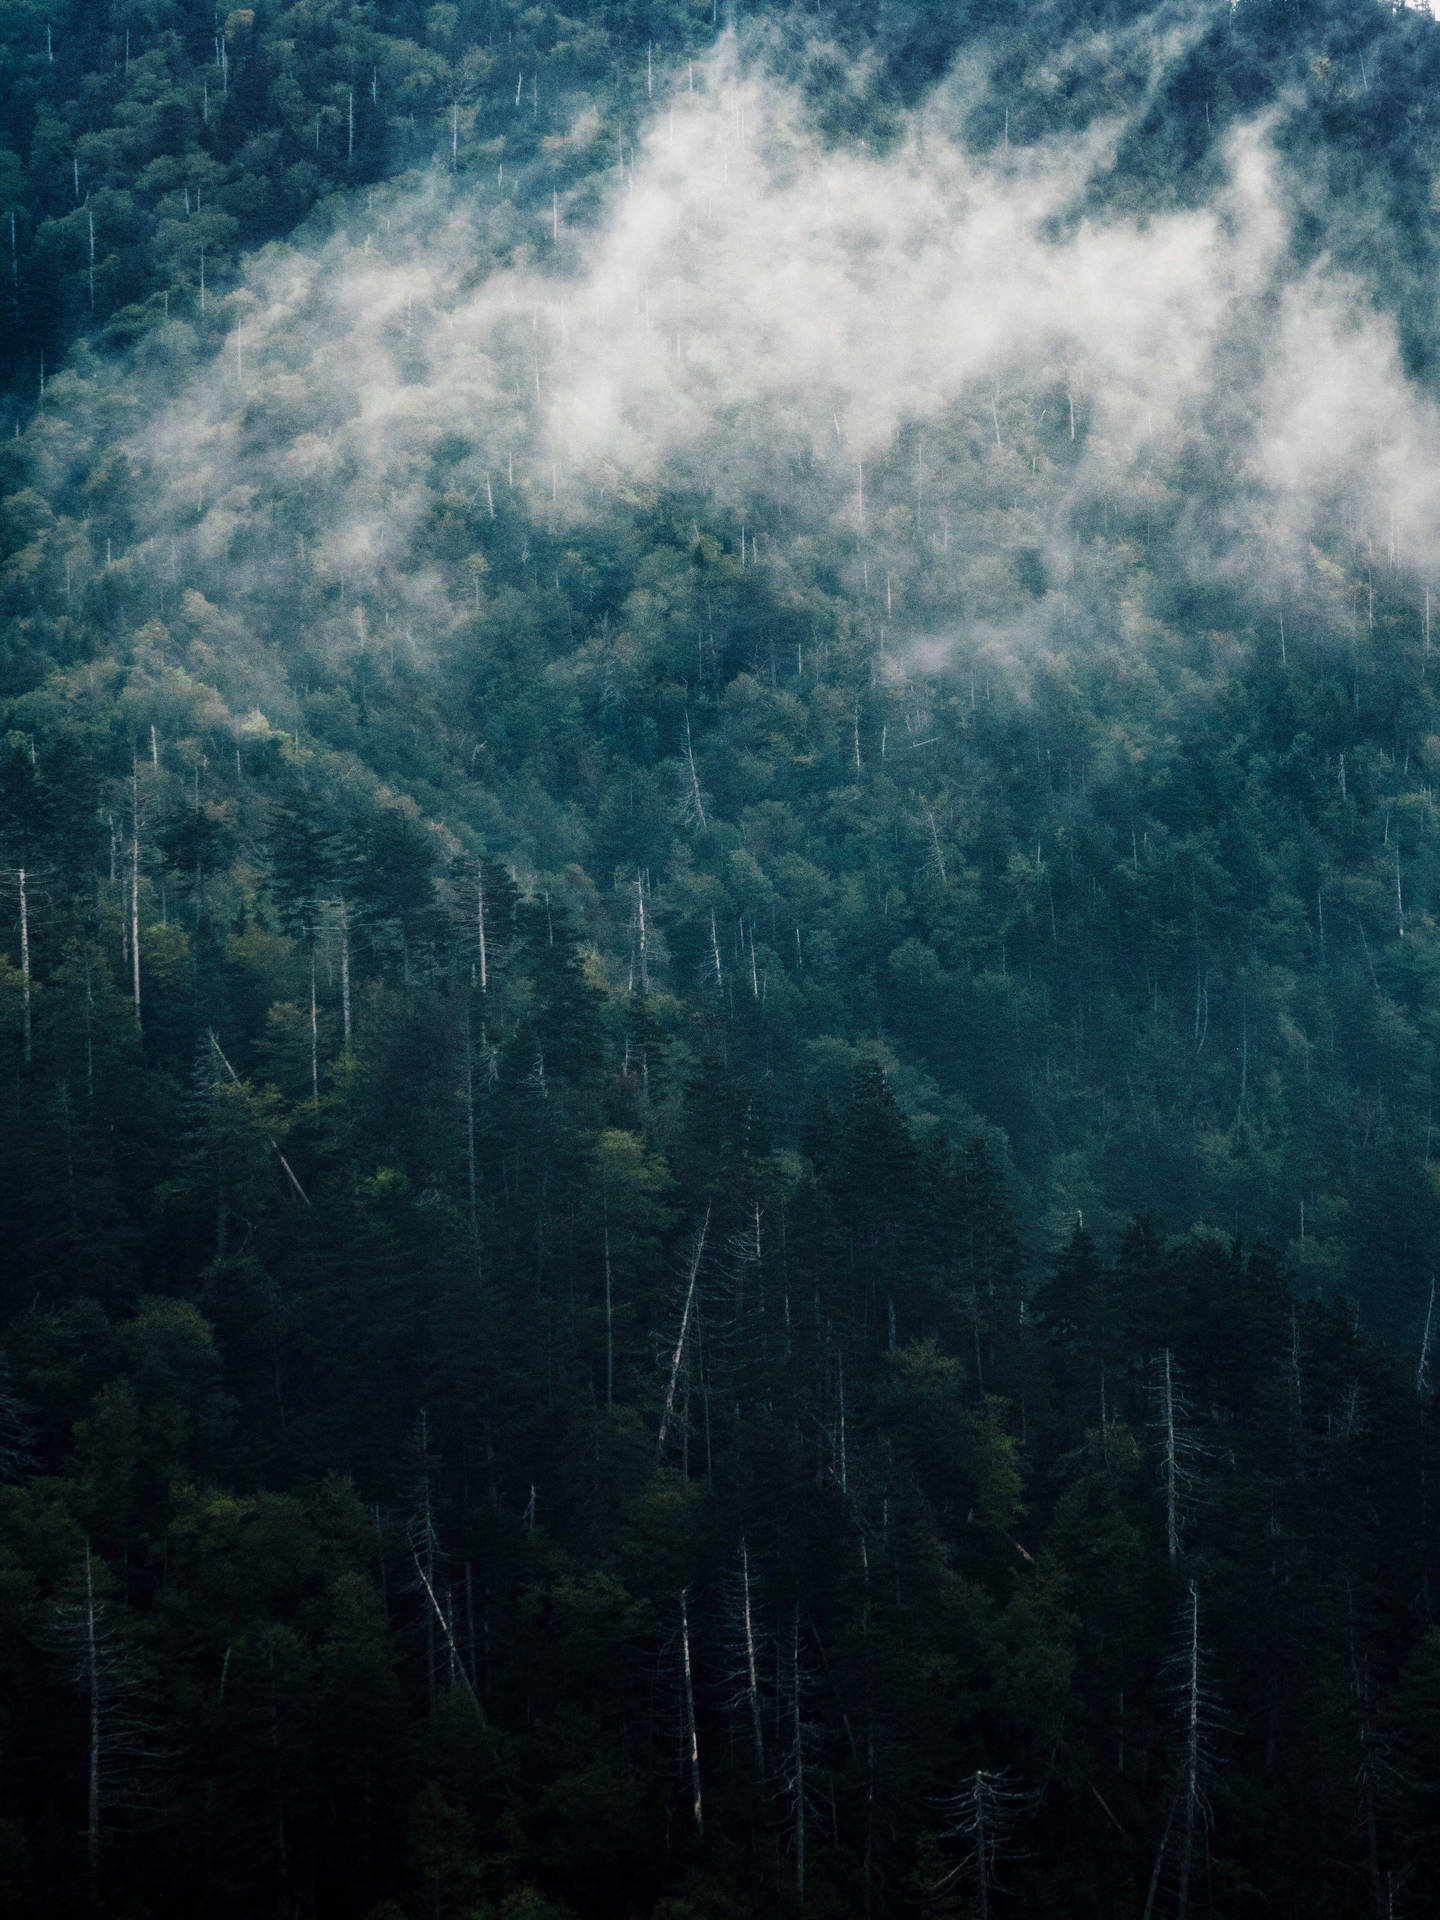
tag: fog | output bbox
[58,22,1440,681]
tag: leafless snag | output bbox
[404,1412,482,1718]
[207,1030,311,1206]
[713,1203,764,1370]
[924,808,948,885]
[679,1587,703,1835]
[1346,1577,1389,1917]
[1417,1278,1435,1399]
[14,866,31,1066]
[1144,1581,1222,1920]
[776,1607,822,1907]
[46,1542,170,1908]
[658,1209,710,1457]
[683,708,709,830]
[130,760,142,1018]
[934,1768,1027,1920]
[718,1540,768,1782]
[1148,1349,1207,1563]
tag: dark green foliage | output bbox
[4,1,1440,1916]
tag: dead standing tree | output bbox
[1148,1349,1207,1563]
[404,1412,481,1721]
[1143,1581,1221,1920]
[1345,1576,1388,1918]
[679,1586,703,1836]
[682,708,709,831]
[721,1539,768,1784]
[1,865,37,1068]
[46,1542,167,1912]
[776,1606,822,1908]
[934,1768,1027,1920]
[650,1587,706,1842]
[657,1210,711,1460]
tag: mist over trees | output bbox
[6,1,1440,1916]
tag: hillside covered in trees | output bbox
[6,1,1440,1915]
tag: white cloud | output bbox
[115,28,1440,649]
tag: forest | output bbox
[5,0,1440,1914]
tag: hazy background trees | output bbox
[5,0,1440,1915]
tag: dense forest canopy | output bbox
[6,1,1440,1916]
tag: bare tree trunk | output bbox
[410,1547,482,1715]
[338,900,351,1048]
[925,810,947,883]
[1177,1582,1201,1920]
[1348,1583,1385,1916]
[17,867,30,1068]
[975,1775,988,1920]
[740,1540,765,1778]
[208,1032,311,1206]
[464,1018,478,1238]
[309,950,318,1106]
[684,710,708,829]
[680,1588,703,1835]
[658,1212,709,1455]
[131,765,141,1018]
[1417,1278,1435,1397]
[477,868,488,990]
